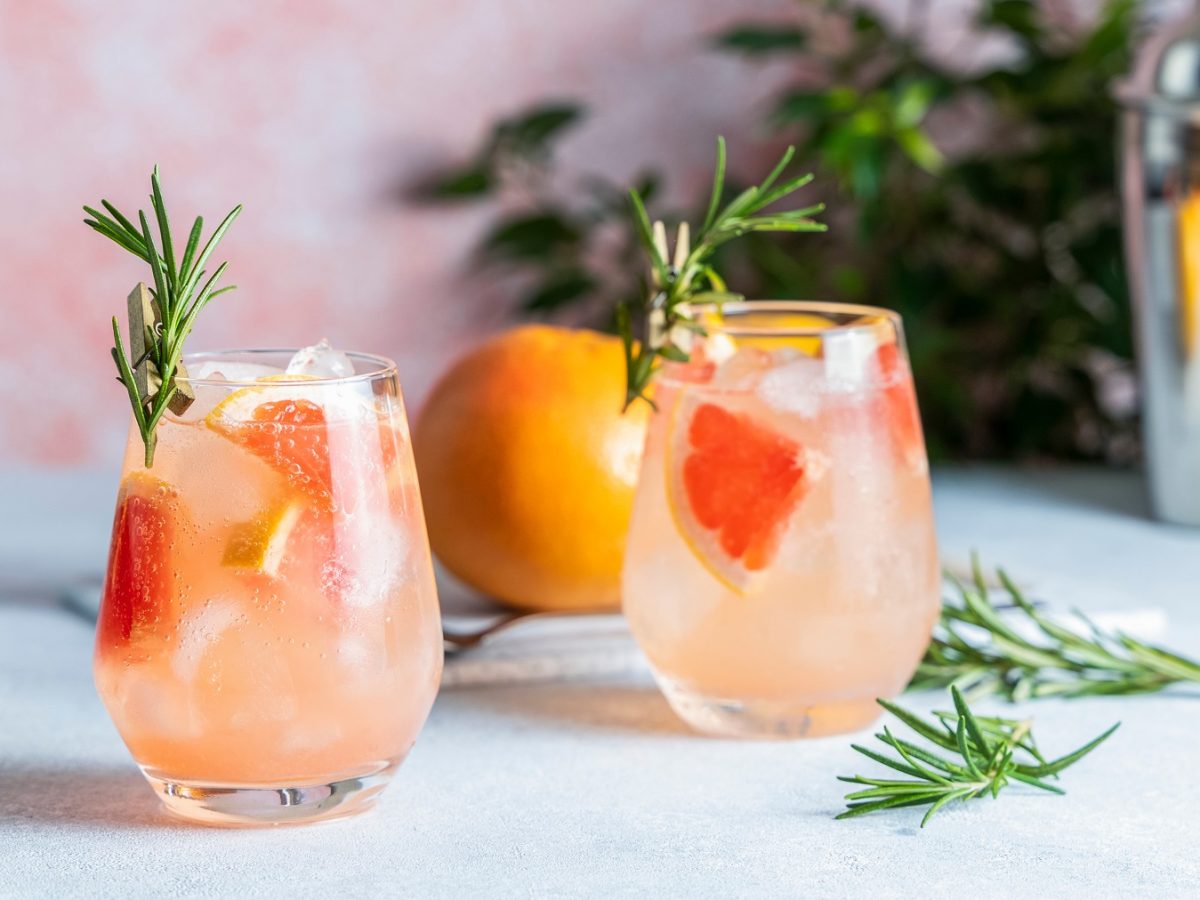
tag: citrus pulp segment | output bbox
[876,341,923,461]
[205,376,376,510]
[666,396,807,593]
[98,472,182,652]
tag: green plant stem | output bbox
[837,686,1118,826]
[912,558,1200,701]
[620,137,825,408]
[85,168,241,466]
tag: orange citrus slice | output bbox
[697,309,835,357]
[222,498,304,576]
[98,472,182,652]
[666,397,807,593]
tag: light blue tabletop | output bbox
[0,467,1197,898]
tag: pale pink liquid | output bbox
[94,377,442,786]
[622,322,940,737]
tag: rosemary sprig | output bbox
[619,137,826,409]
[911,559,1200,701]
[837,687,1118,827]
[84,168,242,467]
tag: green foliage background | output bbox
[417,0,1144,463]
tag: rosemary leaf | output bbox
[914,558,1200,701]
[620,137,826,408]
[837,688,1117,827]
[85,169,241,467]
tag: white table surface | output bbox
[1,466,1198,899]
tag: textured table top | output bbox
[1,466,1198,899]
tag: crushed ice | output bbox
[756,354,825,418]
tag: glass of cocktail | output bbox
[93,348,443,825]
[622,302,939,739]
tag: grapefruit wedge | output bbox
[666,398,807,593]
[205,376,376,510]
[876,341,924,462]
[98,472,184,652]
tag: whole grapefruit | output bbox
[413,326,648,611]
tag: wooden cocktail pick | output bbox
[126,282,195,415]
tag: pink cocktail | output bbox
[622,303,939,738]
[94,349,442,825]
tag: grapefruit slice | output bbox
[205,376,375,509]
[666,398,807,593]
[876,341,924,461]
[98,472,182,652]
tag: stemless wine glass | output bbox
[622,302,939,739]
[93,350,443,825]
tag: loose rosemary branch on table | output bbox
[911,559,1200,701]
[837,687,1118,827]
[84,168,242,467]
[619,136,826,409]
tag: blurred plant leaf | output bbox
[482,212,581,260]
[492,102,584,158]
[979,0,1043,42]
[851,9,885,37]
[412,102,584,201]
[896,127,943,174]
[422,165,494,199]
[521,270,597,312]
[772,90,831,125]
[416,0,1141,463]
[1079,0,1138,69]
[893,80,938,129]
[713,24,806,56]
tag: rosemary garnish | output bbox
[912,559,1200,701]
[837,687,1118,827]
[84,168,242,467]
[619,137,826,409]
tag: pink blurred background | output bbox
[11,0,1154,465]
[0,0,807,464]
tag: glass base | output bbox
[142,761,398,827]
[657,675,882,739]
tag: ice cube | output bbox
[822,329,877,388]
[699,332,738,366]
[287,339,355,378]
[321,518,409,609]
[120,674,202,740]
[172,600,241,683]
[756,355,825,418]
[712,348,771,390]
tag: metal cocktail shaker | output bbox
[1118,5,1200,525]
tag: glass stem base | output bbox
[142,761,398,827]
[657,674,883,739]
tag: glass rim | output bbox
[177,348,399,388]
[695,300,902,337]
